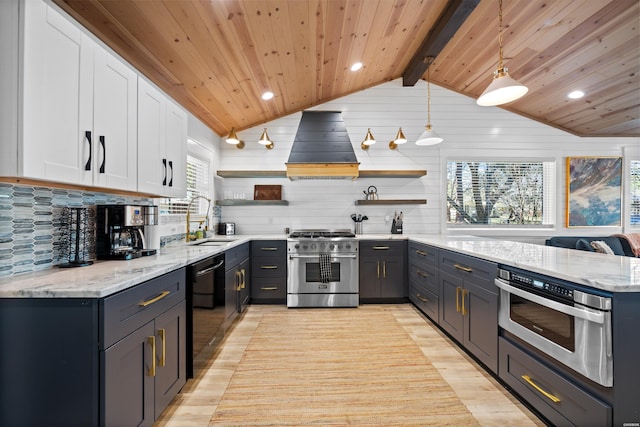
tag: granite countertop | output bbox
[1,234,638,298]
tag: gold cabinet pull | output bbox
[373,246,390,250]
[461,289,468,316]
[376,261,380,279]
[417,270,429,278]
[261,287,278,291]
[139,291,170,307]
[455,287,461,313]
[415,249,429,257]
[260,265,278,269]
[260,247,278,251]
[159,328,166,367]
[235,270,242,291]
[148,336,156,377]
[383,261,387,278]
[415,293,429,303]
[522,375,561,403]
[454,263,473,273]
[241,269,246,289]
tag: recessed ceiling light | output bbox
[350,62,363,72]
[568,90,585,99]
[261,91,274,100]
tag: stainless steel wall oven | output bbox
[496,266,613,387]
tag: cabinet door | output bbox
[22,0,94,185]
[154,301,187,416]
[137,79,166,195]
[380,256,405,298]
[165,100,187,197]
[224,267,239,329]
[464,279,498,373]
[439,270,464,341]
[93,46,137,191]
[102,321,155,427]
[359,256,381,299]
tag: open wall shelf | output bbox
[355,199,427,206]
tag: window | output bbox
[446,160,554,226]
[159,152,211,215]
[631,160,640,226]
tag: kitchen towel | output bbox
[319,253,332,283]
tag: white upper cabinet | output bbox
[18,0,138,190]
[138,78,186,198]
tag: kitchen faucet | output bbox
[186,195,211,242]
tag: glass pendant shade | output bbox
[225,128,240,144]
[415,125,443,146]
[477,67,528,106]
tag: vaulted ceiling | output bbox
[54,0,639,138]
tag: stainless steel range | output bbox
[287,229,359,308]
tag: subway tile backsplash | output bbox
[0,183,153,277]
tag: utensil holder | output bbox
[354,222,363,235]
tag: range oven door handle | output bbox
[495,278,606,324]
[289,254,358,260]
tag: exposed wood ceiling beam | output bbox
[402,0,480,87]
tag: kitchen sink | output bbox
[194,238,237,246]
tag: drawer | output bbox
[251,240,286,256]
[251,278,287,301]
[251,256,287,279]
[101,268,186,349]
[360,240,406,257]
[499,337,611,427]
[409,283,438,321]
[408,262,438,295]
[408,242,439,267]
[225,242,250,270]
[439,250,496,289]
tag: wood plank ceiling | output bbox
[54,0,640,138]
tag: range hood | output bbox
[286,111,359,180]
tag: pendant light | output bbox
[361,128,376,150]
[389,127,407,150]
[258,128,274,149]
[225,128,244,149]
[476,0,528,106]
[416,67,443,146]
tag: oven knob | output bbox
[345,243,351,249]
[294,244,300,249]
[311,244,317,250]
[330,244,335,250]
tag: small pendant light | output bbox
[361,128,376,150]
[416,67,443,146]
[476,0,528,106]
[258,128,274,149]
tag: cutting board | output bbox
[254,185,282,200]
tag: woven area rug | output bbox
[209,309,479,426]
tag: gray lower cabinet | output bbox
[225,242,250,325]
[439,250,498,373]
[0,268,187,427]
[408,242,439,321]
[359,240,407,302]
[250,240,287,303]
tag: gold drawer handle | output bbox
[522,375,561,403]
[415,250,430,256]
[415,293,429,303]
[148,336,156,377]
[454,263,473,273]
[139,290,170,307]
[373,246,390,250]
[261,247,279,251]
[261,265,278,269]
[417,271,429,278]
[261,287,278,291]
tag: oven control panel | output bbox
[506,270,574,301]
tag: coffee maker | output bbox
[96,205,158,260]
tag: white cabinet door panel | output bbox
[137,79,166,195]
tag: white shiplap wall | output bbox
[213,78,640,241]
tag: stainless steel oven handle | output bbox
[495,278,606,324]
[289,254,358,259]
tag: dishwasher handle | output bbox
[195,259,225,277]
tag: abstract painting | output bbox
[566,157,622,227]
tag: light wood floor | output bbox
[155,304,546,426]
